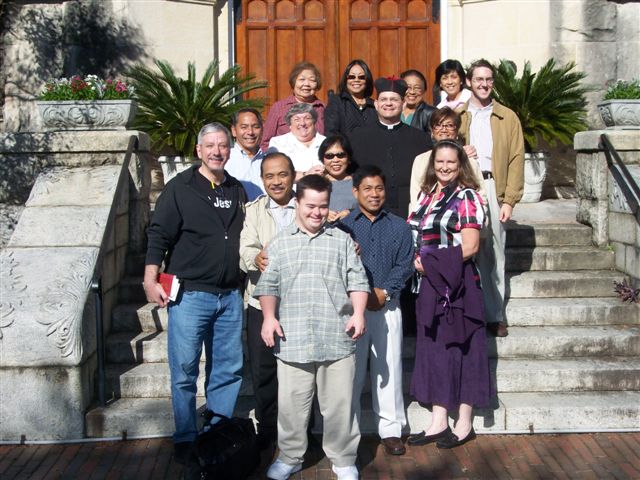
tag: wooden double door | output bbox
[236,0,441,107]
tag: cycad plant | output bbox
[491,58,590,153]
[127,59,267,159]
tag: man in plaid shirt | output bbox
[254,174,370,480]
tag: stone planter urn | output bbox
[521,152,548,203]
[597,100,640,129]
[36,100,137,130]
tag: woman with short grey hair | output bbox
[269,103,326,181]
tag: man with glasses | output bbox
[458,59,525,338]
[350,76,432,217]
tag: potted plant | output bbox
[36,75,136,130]
[126,59,267,182]
[492,58,590,202]
[598,80,640,128]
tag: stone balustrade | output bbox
[575,130,640,281]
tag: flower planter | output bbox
[521,152,548,203]
[597,100,640,129]
[158,156,199,184]
[36,100,137,131]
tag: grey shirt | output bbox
[253,222,370,363]
[329,178,356,212]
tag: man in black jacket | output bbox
[143,122,247,462]
[350,76,432,217]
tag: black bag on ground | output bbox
[195,410,259,480]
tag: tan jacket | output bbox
[239,194,288,309]
[458,100,525,207]
[409,149,486,212]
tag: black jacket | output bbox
[409,101,437,134]
[145,165,247,293]
[350,122,432,217]
[324,90,378,138]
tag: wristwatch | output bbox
[383,289,391,303]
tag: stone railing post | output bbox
[574,130,640,281]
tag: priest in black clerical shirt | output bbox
[350,76,432,218]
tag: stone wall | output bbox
[0,130,150,440]
[575,130,640,282]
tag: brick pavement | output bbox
[1,433,639,479]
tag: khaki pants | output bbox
[276,355,360,467]
[476,178,507,324]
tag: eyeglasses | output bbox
[472,77,494,85]
[347,74,366,81]
[323,152,348,159]
[433,123,457,131]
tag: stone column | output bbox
[574,130,640,281]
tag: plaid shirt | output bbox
[253,222,370,363]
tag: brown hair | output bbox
[289,61,323,91]
[429,107,461,130]
[466,59,495,81]
[421,140,480,193]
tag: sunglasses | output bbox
[347,74,366,80]
[324,152,348,159]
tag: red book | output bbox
[158,273,181,301]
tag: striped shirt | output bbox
[407,183,485,251]
[253,222,370,363]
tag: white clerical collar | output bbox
[379,120,401,130]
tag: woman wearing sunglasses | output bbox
[319,134,357,222]
[324,60,378,137]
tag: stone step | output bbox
[125,253,146,277]
[505,297,640,326]
[107,322,640,366]
[504,222,592,247]
[108,352,640,400]
[507,270,625,298]
[489,326,640,358]
[111,303,168,333]
[505,246,614,272]
[106,362,254,399]
[494,357,640,392]
[86,390,640,438]
[118,276,146,304]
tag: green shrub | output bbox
[603,80,640,100]
[492,58,591,152]
[127,59,267,159]
[38,75,133,100]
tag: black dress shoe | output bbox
[381,436,406,455]
[436,428,476,449]
[407,426,452,446]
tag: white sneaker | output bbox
[267,459,303,480]
[332,464,359,480]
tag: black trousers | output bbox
[246,305,278,436]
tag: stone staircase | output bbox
[86,204,640,438]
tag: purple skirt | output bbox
[410,315,493,411]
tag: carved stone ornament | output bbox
[598,100,640,129]
[36,100,137,131]
[39,250,98,358]
[0,251,27,340]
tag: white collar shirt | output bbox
[226,143,266,201]
[268,196,296,233]
[468,101,494,172]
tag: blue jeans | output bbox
[167,289,243,443]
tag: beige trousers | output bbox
[276,355,360,467]
[476,178,507,324]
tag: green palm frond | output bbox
[492,58,592,152]
[126,59,267,159]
